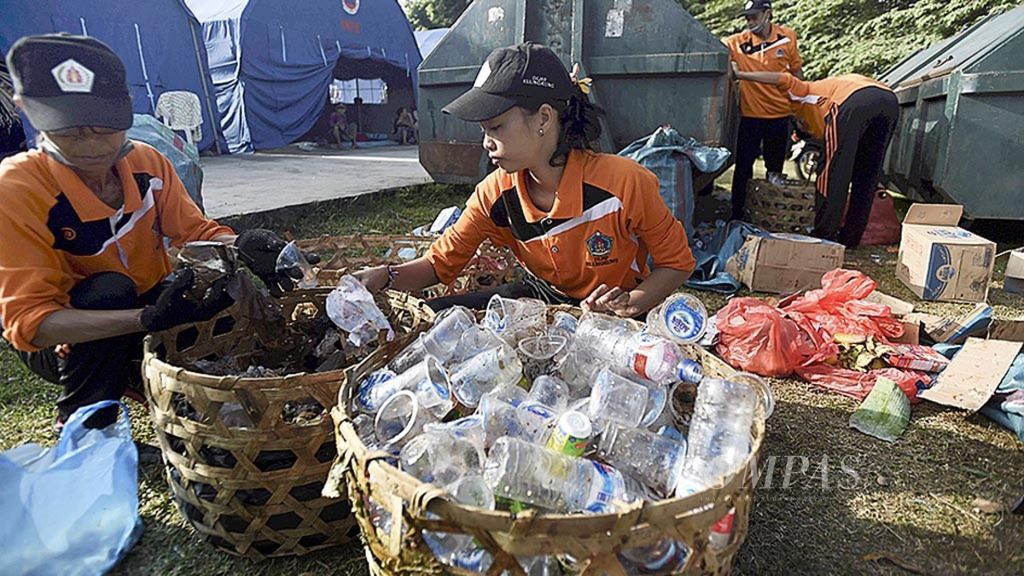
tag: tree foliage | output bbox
[679,0,1020,79]
[404,0,471,31]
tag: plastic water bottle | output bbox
[422,475,494,572]
[484,436,643,513]
[575,313,703,385]
[645,293,708,345]
[676,376,758,550]
[619,539,689,574]
[597,424,688,498]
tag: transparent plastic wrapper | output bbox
[326,275,395,346]
[176,241,237,300]
[275,240,318,289]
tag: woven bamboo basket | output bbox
[142,289,435,559]
[296,234,518,297]
[744,179,816,234]
[325,307,765,575]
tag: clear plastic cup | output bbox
[275,240,318,289]
[516,334,568,384]
[448,324,505,366]
[483,295,546,343]
[449,343,523,408]
[525,375,570,413]
[589,368,649,429]
[374,390,439,451]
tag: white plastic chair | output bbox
[155,91,203,145]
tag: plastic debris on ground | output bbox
[348,293,772,573]
[849,376,912,442]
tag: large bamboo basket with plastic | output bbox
[143,287,435,559]
[324,296,770,574]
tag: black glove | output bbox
[141,269,235,332]
[235,229,320,296]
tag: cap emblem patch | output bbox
[51,59,95,93]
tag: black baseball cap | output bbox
[6,34,132,132]
[443,42,575,122]
[739,0,772,16]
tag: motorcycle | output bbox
[790,128,823,182]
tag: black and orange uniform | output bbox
[426,150,696,309]
[0,142,234,420]
[777,73,898,247]
[726,24,803,219]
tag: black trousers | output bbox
[730,116,791,220]
[14,272,163,427]
[814,87,900,247]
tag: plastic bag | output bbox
[782,269,904,342]
[795,364,926,402]
[715,298,817,376]
[858,188,902,246]
[126,114,204,211]
[0,401,143,575]
[326,275,395,346]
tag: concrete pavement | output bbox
[200,145,432,218]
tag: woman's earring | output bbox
[539,128,545,136]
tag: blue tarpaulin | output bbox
[0,0,225,153]
[187,0,422,153]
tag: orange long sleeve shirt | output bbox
[427,150,696,300]
[0,142,234,351]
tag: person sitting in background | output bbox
[393,107,416,145]
[354,43,695,317]
[732,63,898,247]
[0,34,307,430]
[330,102,357,149]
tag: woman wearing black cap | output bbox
[355,42,695,317]
[0,34,308,430]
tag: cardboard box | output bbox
[1005,250,1024,294]
[726,232,845,294]
[919,337,1021,412]
[895,204,995,303]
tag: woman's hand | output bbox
[581,284,640,318]
[352,266,390,293]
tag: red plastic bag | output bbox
[782,269,904,342]
[859,188,901,246]
[795,363,927,402]
[716,298,817,376]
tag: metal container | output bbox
[417,0,736,188]
[880,6,1024,220]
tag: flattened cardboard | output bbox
[865,290,915,317]
[1005,251,1024,295]
[896,203,995,303]
[726,233,845,294]
[919,338,1022,411]
[989,318,1024,343]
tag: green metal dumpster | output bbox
[880,5,1024,220]
[417,0,737,188]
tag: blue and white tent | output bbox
[0,0,225,153]
[187,0,422,152]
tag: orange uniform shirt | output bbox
[791,101,825,141]
[427,150,696,300]
[0,142,234,351]
[726,24,804,119]
[778,73,891,111]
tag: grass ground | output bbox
[1,174,1022,575]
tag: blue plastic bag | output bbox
[0,401,143,575]
[127,114,205,212]
[619,126,731,238]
